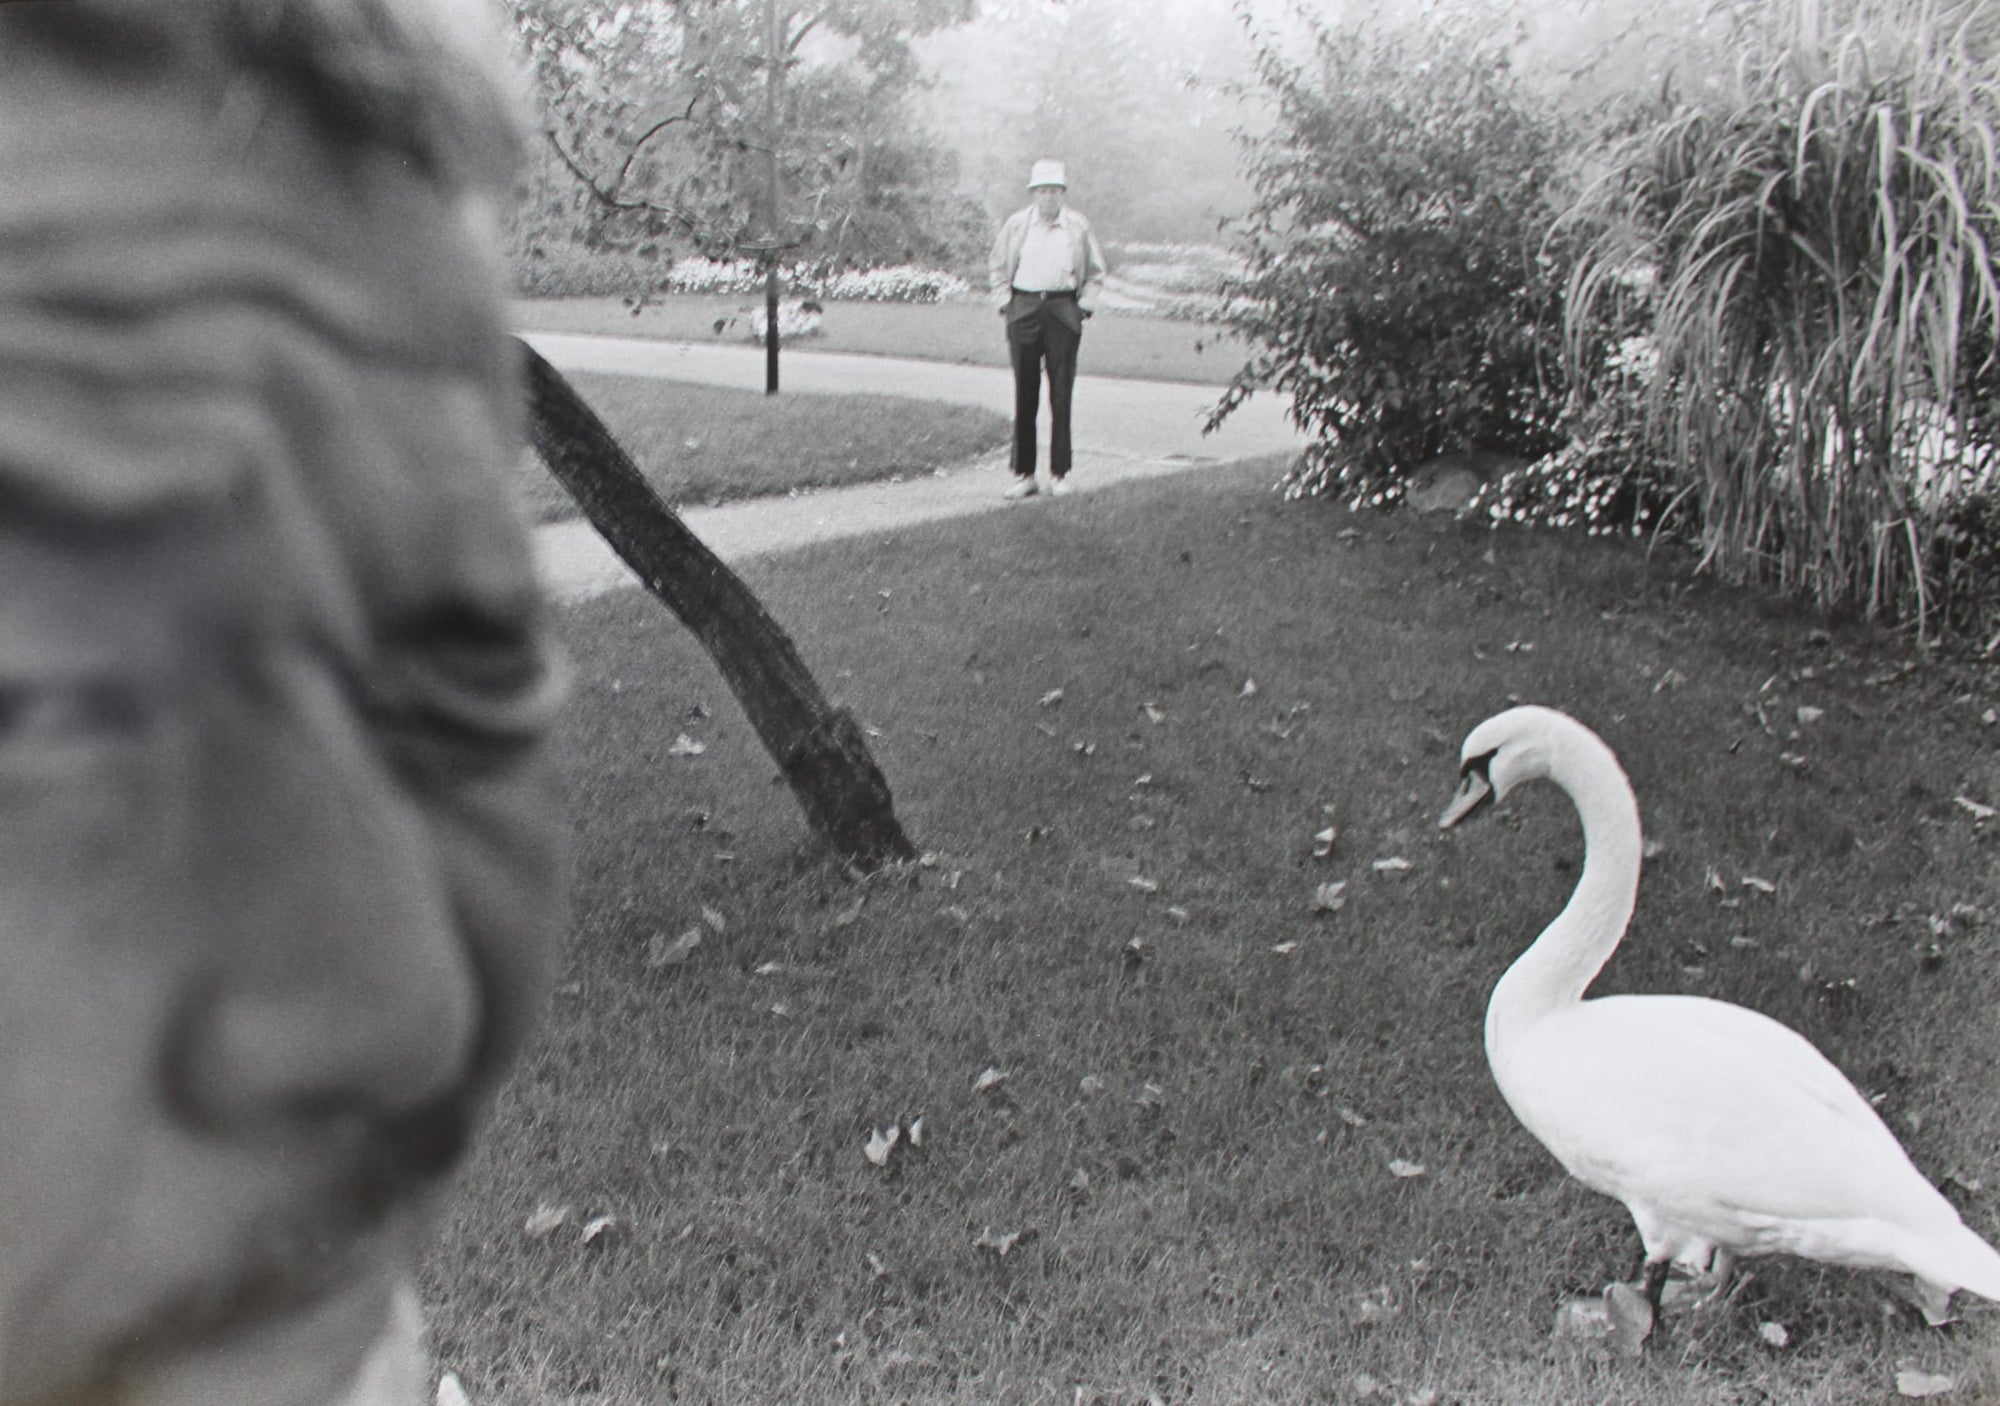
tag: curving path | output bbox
[521,332,1304,603]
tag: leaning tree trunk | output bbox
[518,337,917,871]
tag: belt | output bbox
[1012,287,1076,299]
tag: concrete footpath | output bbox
[522,332,1304,602]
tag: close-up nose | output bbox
[164,689,484,1138]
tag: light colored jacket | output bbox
[987,205,1108,313]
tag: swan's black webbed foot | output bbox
[1642,1257,1671,1314]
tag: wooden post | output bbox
[519,338,917,870]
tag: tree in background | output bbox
[1561,0,2000,635]
[511,0,983,289]
[1212,0,1576,504]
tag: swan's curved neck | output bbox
[1486,733,1641,1057]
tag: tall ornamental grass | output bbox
[1563,0,2000,634]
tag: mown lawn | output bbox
[428,460,2000,1404]
[513,373,1012,523]
[512,293,1245,386]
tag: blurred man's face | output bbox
[1032,185,1066,222]
[0,27,564,1406]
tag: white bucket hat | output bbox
[1026,158,1067,190]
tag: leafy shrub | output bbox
[1213,1,1576,505]
[1925,488,2000,644]
[1561,0,2000,634]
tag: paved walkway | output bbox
[522,332,1304,602]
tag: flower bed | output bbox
[659,257,968,304]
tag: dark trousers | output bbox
[1005,291,1083,479]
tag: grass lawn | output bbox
[514,372,1012,523]
[428,462,2000,1404]
[512,293,1246,386]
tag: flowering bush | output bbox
[656,258,967,304]
[1472,331,1683,538]
[1474,437,1683,540]
[814,266,969,303]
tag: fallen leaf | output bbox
[1240,677,1259,698]
[1128,875,1161,893]
[436,1371,473,1406]
[523,1204,571,1240]
[1896,1368,1957,1398]
[1352,1373,1384,1400]
[1654,667,1688,693]
[1743,876,1777,894]
[1133,773,1154,787]
[1354,1285,1400,1326]
[1038,688,1065,708]
[667,733,707,757]
[579,1215,619,1246]
[830,897,865,928]
[1337,1105,1368,1128]
[1312,825,1339,858]
[972,1226,1026,1257]
[1134,1082,1166,1110]
[865,1251,889,1279]
[1779,751,1810,770]
[1387,1158,1426,1179]
[1166,904,1190,923]
[1372,856,1413,875]
[1270,940,1300,954]
[906,1115,924,1147]
[1311,881,1349,913]
[1796,705,1824,725]
[1078,1074,1106,1096]
[645,927,704,969]
[1955,796,1997,821]
[1758,1321,1790,1349]
[1067,1168,1091,1195]
[863,1126,900,1167]
[1141,702,1165,723]
[700,905,726,932]
[973,1067,1009,1094]
[1705,866,1727,893]
[753,961,784,976]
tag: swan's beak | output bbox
[1439,765,1495,829]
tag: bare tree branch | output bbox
[543,125,702,234]
[611,91,706,198]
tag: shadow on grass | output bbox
[429,462,2000,1405]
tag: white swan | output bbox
[1439,705,2000,1330]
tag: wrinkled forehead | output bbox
[0,28,529,621]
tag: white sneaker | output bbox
[1003,477,1039,500]
[1046,476,1071,497]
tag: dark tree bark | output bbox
[518,337,917,870]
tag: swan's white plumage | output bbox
[1446,705,2000,1314]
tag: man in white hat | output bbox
[988,158,1108,499]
